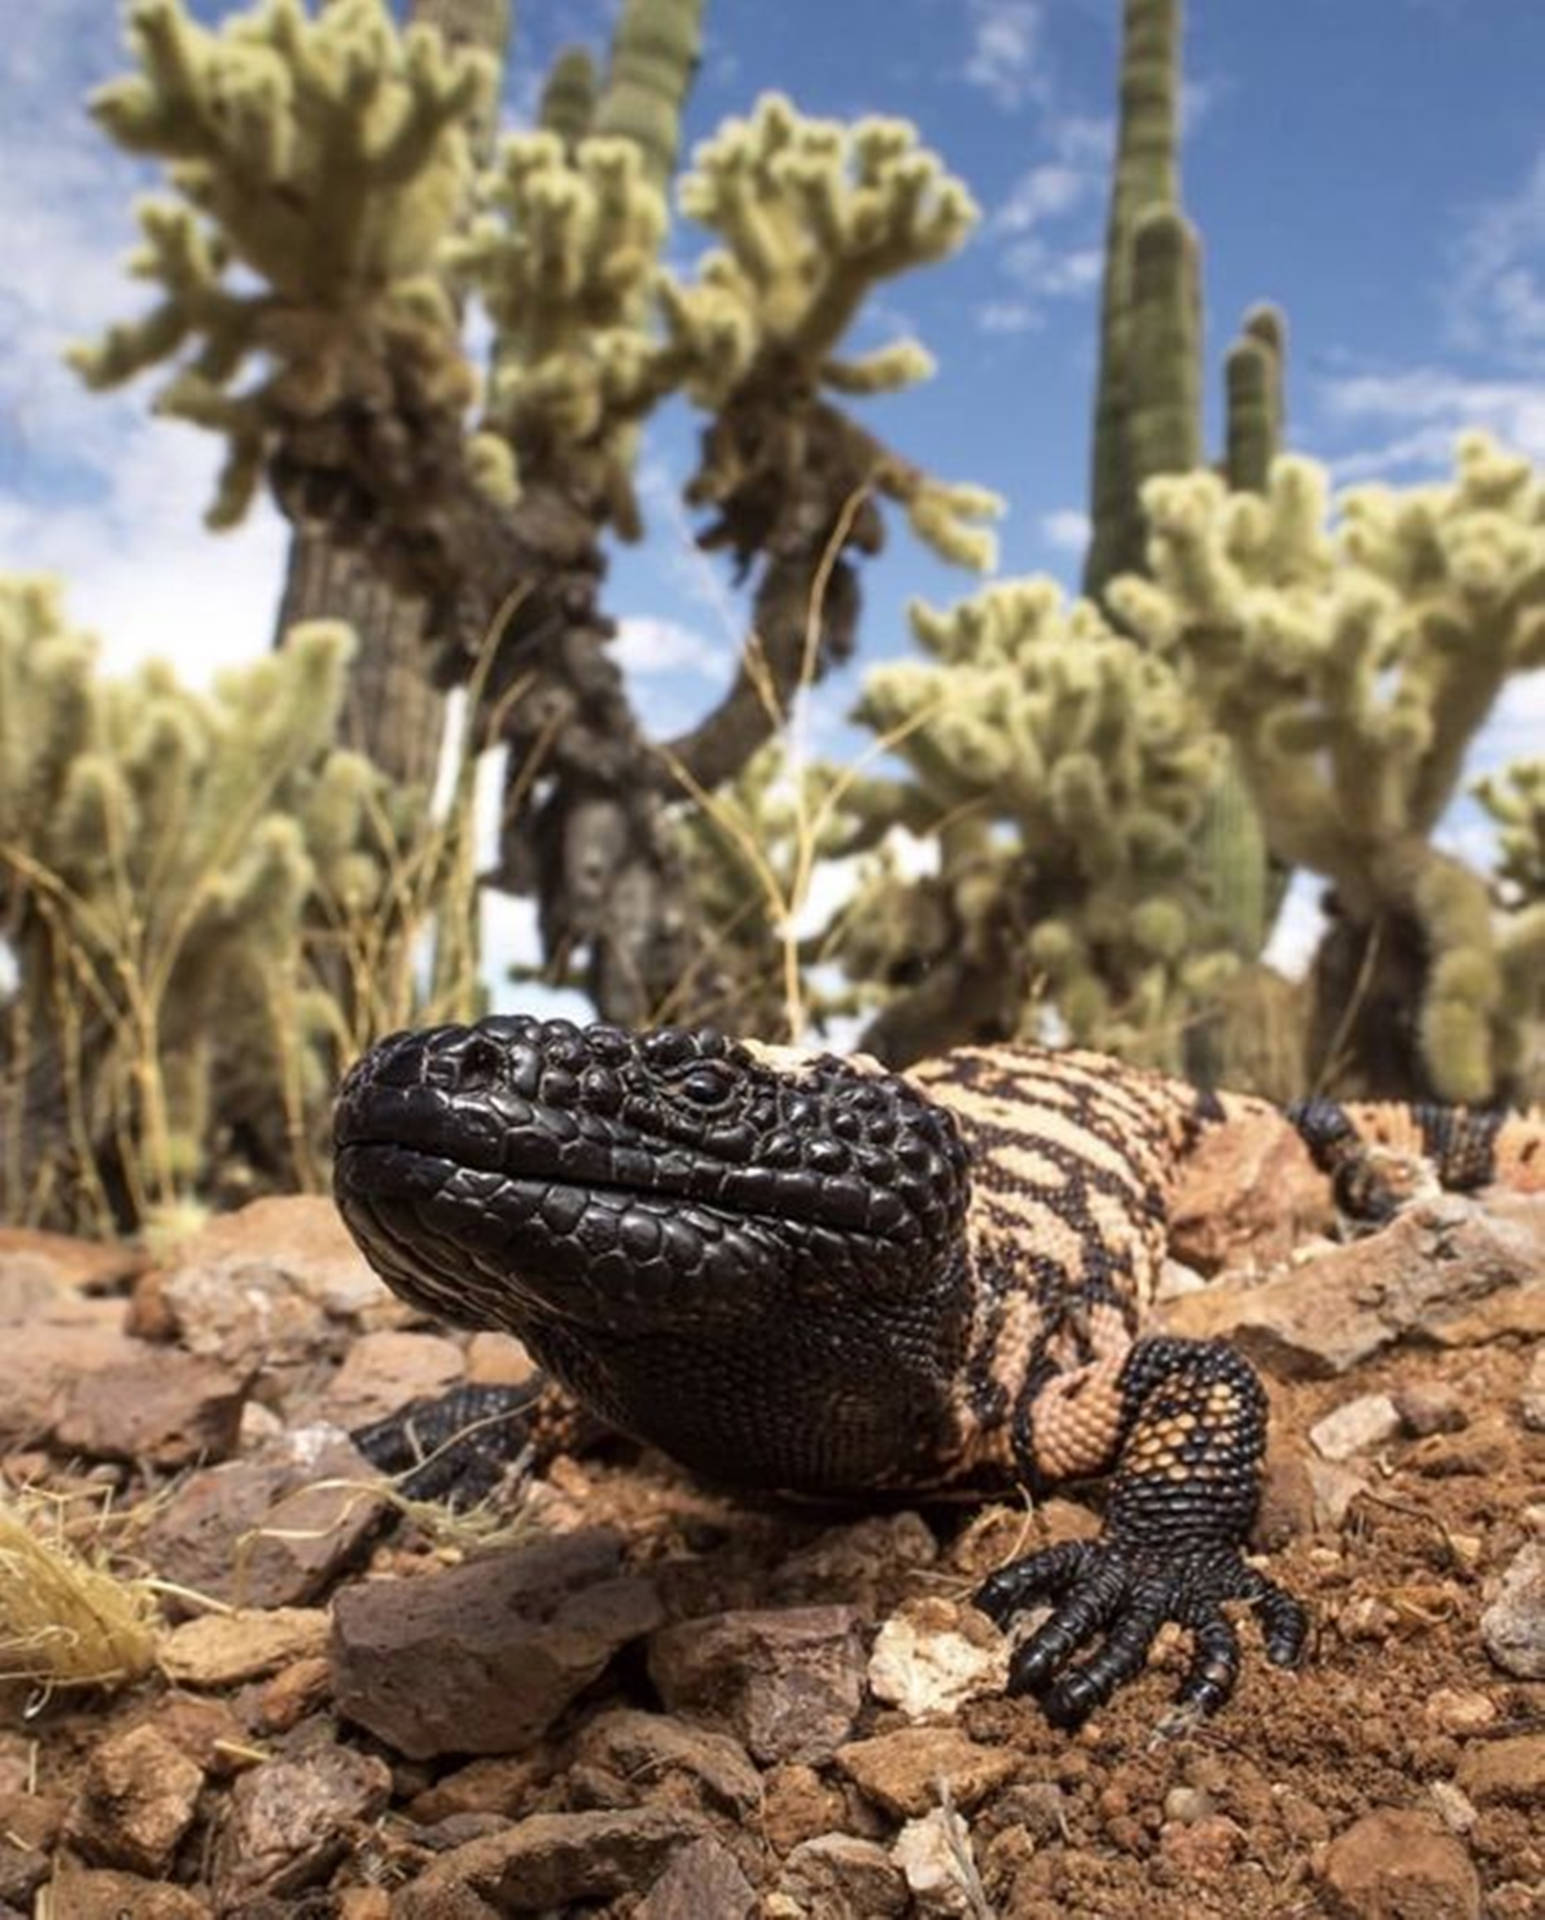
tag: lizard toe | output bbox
[979,1531,1307,1727]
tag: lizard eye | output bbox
[680,1064,734,1107]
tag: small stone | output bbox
[389,1808,710,1917]
[635,1834,756,1919]
[211,1744,391,1909]
[321,1328,466,1427]
[573,1710,761,1818]
[54,1345,249,1467]
[1424,1688,1498,1736]
[1158,1814,1244,1873]
[140,1429,386,1610]
[994,1780,1067,1843]
[1520,1348,1545,1430]
[867,1597,1009,1718]
[332,1529,661,1759]
[648,1606,866,1765]
[760,1764,849,1855]
[159,1607,330,1687]
[1319,1807,1479,1920]
[1310,1393,1402,1462]
[837,1727,1019,1819]
[0,1226,143,1296]
[1455,1734,1545,1807]
[406,1755,550,1826]
[1163,1784,1214,1824]
[464,1331,537,1387]
[779,1833,909,1917]
[43,1870,211,1919]
[1305,1458,1370,1531]
[255,1654,333,1733]
[1479,1540,1545,1678]
[66,1724,204,1878]
[1427,1780,1478,1835]
[1393,1381,1468,1436]
[891,1804,984,1917]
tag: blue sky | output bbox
[5,0,1545,991]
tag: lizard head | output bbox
[333,1015,971,1357]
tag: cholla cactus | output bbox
[662,93,1000,570]
[0,578,460,1231]
[1477,760,1545,906]
[69,0,493,528]
[823,578,1237,1067]
[1111,434,1545,1100]
[445,132,668,532]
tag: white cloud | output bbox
[1317,368,1545,477]
[1039,508,1090,553]
[1002,239,1103,301]
[0,0,290,683]
[611,614,724,676]
[1449,149,1545,366]
[962,1,1046,110]
[987,115,1111,324]
[975,299,1040,335]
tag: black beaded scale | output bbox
[332,1013,1541,1727]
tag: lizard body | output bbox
[332,1014,1544,1726]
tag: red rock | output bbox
[1167,1109,1333,1275]
[53,1345,248,1466]
[1455,1733,1545,1806]
[836,1727,1019,1818]
[1319,1807,1480,1919]
[331,1529,662,1759]
[389,1807,710,1916]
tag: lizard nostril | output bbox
[458,1037,505,1090]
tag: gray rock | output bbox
[779,1833,910,1917]
[1161,1192,1545,1377]
[331,1528,662,1759]
[636,1834,757,1919]
[572,1709,762,1818]
[140,1428,386,1610]
[1309,1393,1402,1462]
[1480,1539,1545,1679]
[649,1605,867,1765]
[210,1743,391,1909]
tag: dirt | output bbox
[2,1203,1543,1918]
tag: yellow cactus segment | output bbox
[69,0,493,526]
[445,130,667,525]
[668,93,976,398]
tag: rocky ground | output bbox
[0,1115,1542,1918]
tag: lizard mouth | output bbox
[332,1015,971,1336]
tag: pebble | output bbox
[1479,1540,1545,1679]
[1309,1393,1402,1462]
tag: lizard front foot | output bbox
[975,1531,1307,1728]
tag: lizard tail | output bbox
[1287,1096,1545,1220]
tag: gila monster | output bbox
[331,1016,1545,1729]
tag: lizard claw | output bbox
[975,1532,1306,1729]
